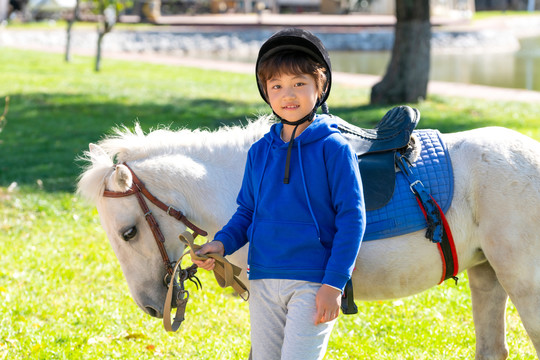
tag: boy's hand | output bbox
[314,284,342,325]
[191,241,225,271]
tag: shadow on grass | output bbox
[0,93,263,192]
[0,93,493,193]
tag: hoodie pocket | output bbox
[249,219,328,270]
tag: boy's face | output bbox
[266,72,319,122]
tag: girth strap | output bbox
[396,154,459,284]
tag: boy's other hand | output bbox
[314,284,342,325]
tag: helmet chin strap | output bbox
[273,93,328,126]
[274,106,317,127]
[276,103,319,184]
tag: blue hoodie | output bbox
[215,114,366,290]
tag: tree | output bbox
[370,0,431,105]
[77,0,132,71]
[64,0,133,69]
[95,0,117,71]
[65,0,81,62]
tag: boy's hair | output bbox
[257,50,328,100]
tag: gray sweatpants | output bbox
[249,279,337,360]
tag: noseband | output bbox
[103,163,208,276]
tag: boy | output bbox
[193,28,366,360]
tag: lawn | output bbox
[0,47,538,359]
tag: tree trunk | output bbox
[65,0,81,63]
[94,3,115,72]
[370,0,431,105]
[95,31,105,72]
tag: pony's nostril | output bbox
[145,306,160,318]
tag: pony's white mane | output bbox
[77,116,272,204]
[103,116,272,163]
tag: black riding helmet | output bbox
[255,28,332,119]
[256,28,333,184]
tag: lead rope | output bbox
[180,232,249,299]
[163,231,250,332]
[163,254,191,332]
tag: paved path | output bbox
[4,13,540,103]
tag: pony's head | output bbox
[77,120,270,318]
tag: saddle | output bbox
[337,106,420,211]
[337,107,458,315]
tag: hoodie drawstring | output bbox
[297,139,320,237]
[279,101,328,185]
[283,124,299,184]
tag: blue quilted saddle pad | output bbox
[363,129,454,241]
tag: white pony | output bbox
[78,117,540,360]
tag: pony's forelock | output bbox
[76,149,114,204]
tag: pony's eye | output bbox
[122,226,138,241]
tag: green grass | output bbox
[473,10,540,20]
[1,47,539,359]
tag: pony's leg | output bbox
[490,256,540,358]
[479,227,540,357]
[468,262,509,360]
[505,291,540,358]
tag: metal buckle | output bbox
[409,179,423,194]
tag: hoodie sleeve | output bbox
[213,150,255,256]
[322,137,366,290]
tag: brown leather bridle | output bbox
[102,163,208,277]
[101,163,247,332]
[101,163,215,331]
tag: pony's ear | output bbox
[112,164,133,191]
[89,143,107,156]
[88,143,109,165]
